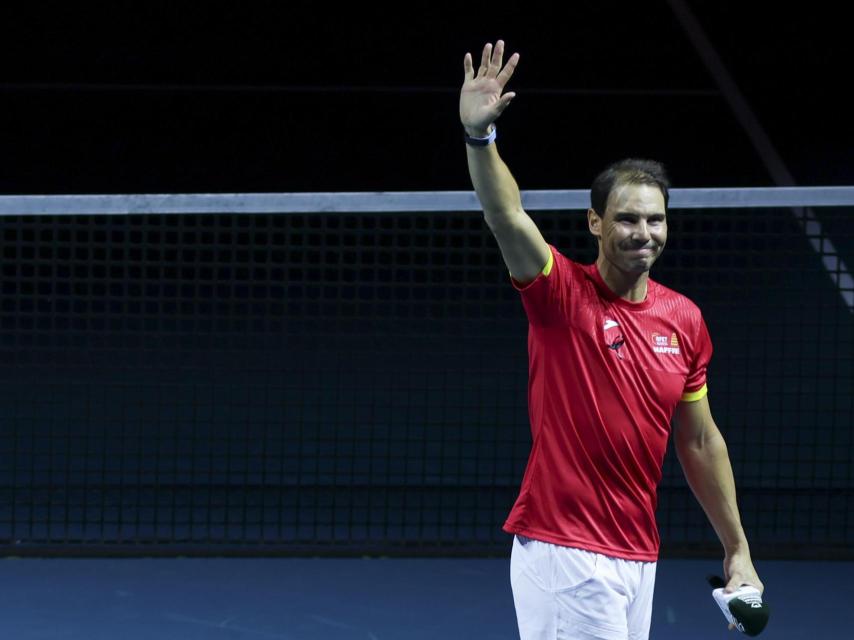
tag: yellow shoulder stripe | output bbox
[680,384,708,402]
[542,251,554,276]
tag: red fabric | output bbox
[503,246,713,561]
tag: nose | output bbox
[632,220,651,243]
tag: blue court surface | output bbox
[1,556,851,639]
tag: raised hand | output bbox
[460,40,519,137]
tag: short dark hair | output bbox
[590,158,670,217]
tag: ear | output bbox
[587,208,602,238]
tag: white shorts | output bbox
[510,535,656,640]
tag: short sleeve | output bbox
[512,245,573,327]
[682,314,713,401]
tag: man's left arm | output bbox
[672,395,764,594]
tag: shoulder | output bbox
[650,280,704,323]
[650,281,712,358]
[537,245,588,284]
[550,247,595,280]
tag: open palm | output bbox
[460,40,519,136]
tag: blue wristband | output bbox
[464,126,496,147]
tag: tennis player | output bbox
[460,40,764,640]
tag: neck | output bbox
[595,256,649,302]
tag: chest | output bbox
[569,294,691,377]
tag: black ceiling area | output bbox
[1,1,851,194]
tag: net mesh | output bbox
[1,205,851,556]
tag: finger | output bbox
[463,52,473,80]
[725,576,754,593]
[496,52,520,86]
[491,39,505,72]
[478,42,493,77]
[728,578,763,595]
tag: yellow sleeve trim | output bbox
[680,384,708,402]
[542,251,554,276]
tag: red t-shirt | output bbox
[503,246,712,561]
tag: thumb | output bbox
[494,92,516,117]
[724,576,743,593]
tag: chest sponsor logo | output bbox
[603,318,625,359]
[652,332,680,355]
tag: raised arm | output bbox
[672,395,764,594]
[460,40,549,284]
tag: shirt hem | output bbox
[503,524,659,562]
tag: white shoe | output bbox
[711,583,770,636]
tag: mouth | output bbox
[625,246,656,255]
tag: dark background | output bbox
[1,1,852,195]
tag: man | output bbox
[460,40,764,640]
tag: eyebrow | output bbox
[613,211,666,218]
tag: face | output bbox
[588,183,667,275]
